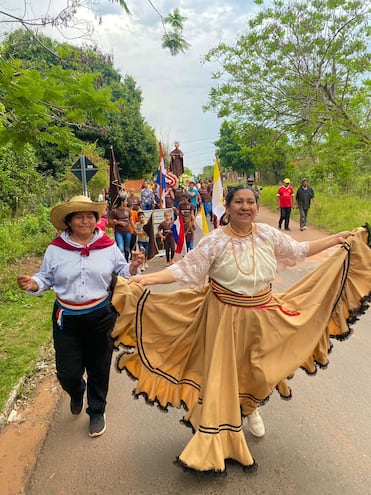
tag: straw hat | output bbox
[50,195,106,230]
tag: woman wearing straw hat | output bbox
[17,195,144,438]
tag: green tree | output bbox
[0,1,189,56]
[0,55,114,154]
[215,121,291,183]
[77,74,158,179]
[0,30,158,181]
[161,8,191,55]
[238,124,291,183]
[205,0,370,148]
[103,74,158,179]
[0,29,161,215]
[215,121,254,175]
[0,145,45,216]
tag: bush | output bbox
[19,205,51,236]
[0,206,53,265]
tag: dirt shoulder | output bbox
[0,364,61,495]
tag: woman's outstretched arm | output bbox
[306,231,354,257]
[128,268,177,286]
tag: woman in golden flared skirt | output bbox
[111,187,370,474]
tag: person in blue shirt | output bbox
[187,181,201,211]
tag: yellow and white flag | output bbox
[212,156,225,220]
[196,203,209,236]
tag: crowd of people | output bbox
[90,172,317,251]
[95,177,216,268]
[101,174,324,262]
[16,167,370,477]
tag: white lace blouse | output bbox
[168,223,309,295]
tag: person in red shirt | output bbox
[95,204,109,232]
[277,178,294,231]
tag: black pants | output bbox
[164,237,175,262]
[52,303,116,416]
[279,207,292,230]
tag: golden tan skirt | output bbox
[111,227,371,473]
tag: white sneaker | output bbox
[247,409,265,437]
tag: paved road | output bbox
[26,208,371,495]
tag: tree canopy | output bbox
[205,1,370,140]
[215,120,290,183]
[205,0,370,184]
[0,29,159,214]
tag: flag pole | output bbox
[109,146,122,209]
[157,142,166,209]
[212,153,225,221]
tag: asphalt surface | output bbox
[26,208,371,495]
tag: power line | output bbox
[180,136,218,145]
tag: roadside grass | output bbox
[0,291,54,408]
[0,207,54,411]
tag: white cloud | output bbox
[0,0,258,176]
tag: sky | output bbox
[1,0,260,176]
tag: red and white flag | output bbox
[171,215,186,255]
